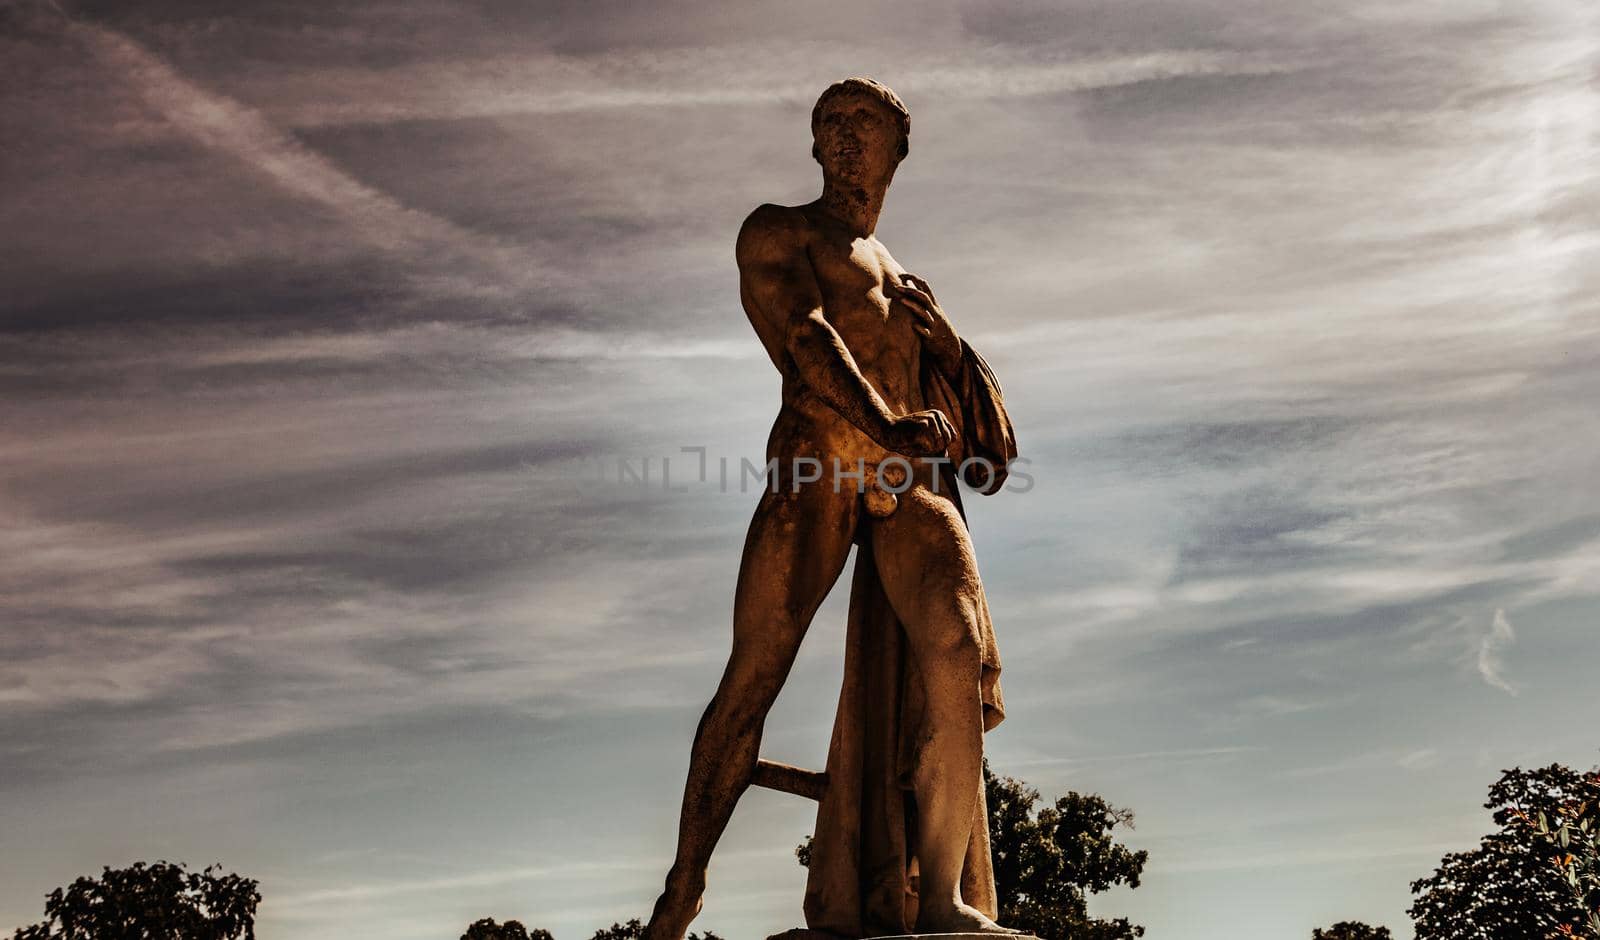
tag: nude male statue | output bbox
[644,77,1019,940]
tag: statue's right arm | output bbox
[736,205,900,447]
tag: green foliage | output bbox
[461,918,553,940]
[1507,766,1600,939]
[1410,763,1600,940]
[1312,922,1392,940]
[986,765,1148,940]
[9,861,259,940]
[796,762,1147,939]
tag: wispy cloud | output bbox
[1009,745,1263,768]
[39,1,557,299]
[1155,840,1468,875]
[1284,747,1442,779]
[274,860,656,907]
[1477,608,1518,696]
[268,45,1299,127]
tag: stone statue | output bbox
[643,77,1023,940]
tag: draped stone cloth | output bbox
[801,340,1018,939]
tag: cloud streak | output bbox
[236,40,1300,128]
[38,1,557,299]
[1477,608,1518,695]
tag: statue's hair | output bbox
[811,76,910,161]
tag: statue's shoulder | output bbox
[737,203,814,264]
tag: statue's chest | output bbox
[812,237,913,347]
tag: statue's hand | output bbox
[885,409,956,457]
[889,272,962,371]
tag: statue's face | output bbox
[814,90,904,184]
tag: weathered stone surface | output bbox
[645,77,1023,940]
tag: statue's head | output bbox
[811,77,910,183]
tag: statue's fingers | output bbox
[895,297,936,325]
[911,411,948,453]
[903,272,938,301]
[897,280,934,304]
[890,282,931,307]
[895,291,936,319]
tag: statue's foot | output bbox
[914,900,1026,936]
[642,868,705,940]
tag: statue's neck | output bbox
[819,176,889,238]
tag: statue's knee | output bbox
[920,613,983,667]
[709,669,783,731]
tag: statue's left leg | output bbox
[870,483,1018,936]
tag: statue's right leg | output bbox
[644,480,858,940]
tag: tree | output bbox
[461,918,552,940]
[797,762,1148,939]
[986,766,1148,940]
[586,920,722,940]
[1410,763,1600,940]
[1507,765,1600,939]
[588,921,648,940]
[1312,922,1392,940]
[9,861,259,940]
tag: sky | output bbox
[1,0,1598,938]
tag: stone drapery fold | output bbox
[801,341,1017,938]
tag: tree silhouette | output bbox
[9,861,259,940]
[461,918,552,940]
[1312,922,1392,940]
[586,919,722,940]
[1410,763,1600,940]
[798,762,1147,939]
[587,921,648,940]
[453,916,722,939]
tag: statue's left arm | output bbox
[893,273,1018,494]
